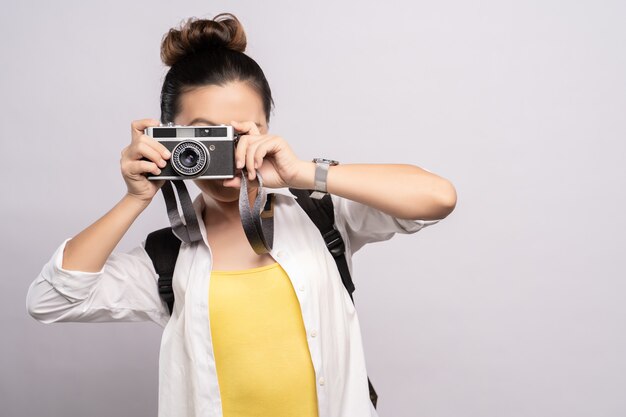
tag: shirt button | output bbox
[299,284,305,292]
[276,250,286,259]
[319,376,325,386]
[310,329,317,338]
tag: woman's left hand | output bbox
[222,120,308,189]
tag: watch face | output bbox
[313,158,339,165]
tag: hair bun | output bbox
[160,12,247,67]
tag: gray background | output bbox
[2,0,625,416]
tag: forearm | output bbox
[62,194,151,272]
[295,162,456,220]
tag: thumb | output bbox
[230,120,260,135]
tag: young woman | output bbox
[26,12,456,417]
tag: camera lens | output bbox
[171,140,209,177]
[180,148,199,168]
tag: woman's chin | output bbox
[194,179,240,203]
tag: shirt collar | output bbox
[190,186,297,247]
[191,186,297,211]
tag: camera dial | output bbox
[171,140,210,177]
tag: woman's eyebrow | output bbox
[188,118,215,125]
[189,117,262,128]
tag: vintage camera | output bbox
[143,124,239,180]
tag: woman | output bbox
[26,12,456,417]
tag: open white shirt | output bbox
[27,187,441,417]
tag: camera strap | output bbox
[161,180,203,244]
[160,172,274,254]
[239,171,274,254]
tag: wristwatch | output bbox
[310,158,339,199]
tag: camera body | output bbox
[143,124,239,180]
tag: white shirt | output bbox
[26,188,441,417]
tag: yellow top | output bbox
[209,262,319,417]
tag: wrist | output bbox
[289,160,316,190]
[123,192,152,209]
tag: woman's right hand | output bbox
[120,118,171,202]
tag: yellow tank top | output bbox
[208,262,319,417]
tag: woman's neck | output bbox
[201,187,259,228]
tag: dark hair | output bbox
[159,12,274,125]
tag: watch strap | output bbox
[310,159,338,200]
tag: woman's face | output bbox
[174,81,268,204]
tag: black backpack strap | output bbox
[289,188,378,408]
[144,226,182,315]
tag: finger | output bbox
[245,137,270,180]
[131,118,161,140]
[231,120,261,136]
[252,137,281,170]
[139,134,171,160]
[124,160,162,177]
[235,135,249,169]
[247,136,280,180]
[130,142,168,168]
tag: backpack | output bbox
[144,188,378,408]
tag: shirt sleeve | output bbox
[26,237,170,327]
[331,194,443,254]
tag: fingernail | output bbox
[164,150,171,158]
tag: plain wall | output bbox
[2,0,625,416]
